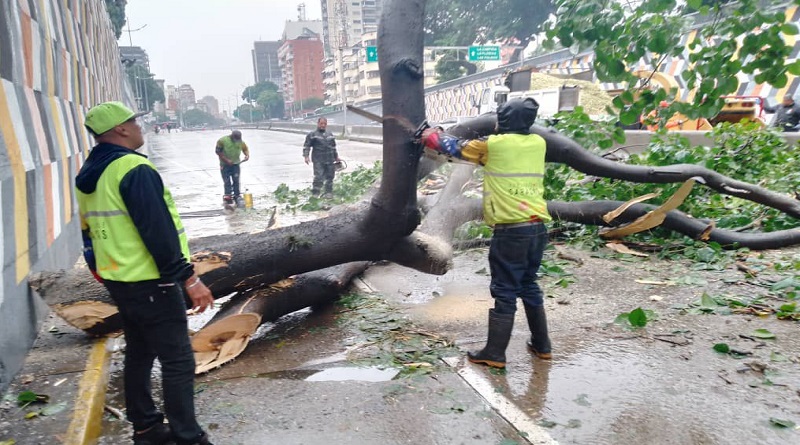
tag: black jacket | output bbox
[765,102,800,131]
[75,143,194,283]
[303,129,338,163]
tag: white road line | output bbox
[442,356,558,445]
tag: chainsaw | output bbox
[346,105,475,166]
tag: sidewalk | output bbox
[0,276,549,445]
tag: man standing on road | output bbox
[303,117,341,198]
[764,94,800,132]
[76,101,215,445]
[421,98,553,368]
[216,130,250,207]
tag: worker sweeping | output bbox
[215,130,249,208]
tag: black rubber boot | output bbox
[467,309,514,368]
[523,304,552,360]
[133,423,173,445]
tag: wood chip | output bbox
[606,242,649,257]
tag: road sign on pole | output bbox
[468,46,501,62]
[366,46,378,63]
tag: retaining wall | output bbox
[0,0,132,393]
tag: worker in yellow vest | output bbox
[76,102,215,445]
[421,98,552,368]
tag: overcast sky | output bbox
[120,0,322,112]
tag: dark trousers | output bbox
[105,281,203,442]
[311,161,335,195]
[488,223,548,315]
[220,163,241,197]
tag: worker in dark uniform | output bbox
[765,94,800,132]
[303,117,341,198]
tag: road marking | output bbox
[442,356,558,445]
[64,338,114,445]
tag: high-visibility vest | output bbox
[76,155,190,282]
[483,133,551,226]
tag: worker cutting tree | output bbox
[419,98,553,368]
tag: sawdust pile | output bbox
[529,72,613,116]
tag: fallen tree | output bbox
[29,0,800,373]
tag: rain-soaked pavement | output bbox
[3,129,799,444]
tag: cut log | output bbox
[192,262,370,373]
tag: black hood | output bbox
[75,143,144,194]
[497,98,538,134]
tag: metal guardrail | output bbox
[248,123,800,150]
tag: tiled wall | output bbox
[0,0,132,392]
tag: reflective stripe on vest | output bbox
[76,154,190,282]
[483,133,551,227]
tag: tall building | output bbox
[177,84,196,110]
[320,0,383,57]
[279,32,325,110]
[320,0,385,106]
[197,96,220,117]
[322,30,439,105]
[119,45,150,70]
[252,41,283,86]
[283,19,324,41]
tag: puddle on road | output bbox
[304,366,400,382]
[234,366,400,383]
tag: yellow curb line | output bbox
[63,338,113,445]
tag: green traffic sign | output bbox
[366,46,378,63]
[468,45,500,62]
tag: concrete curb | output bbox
[63,338,113,445]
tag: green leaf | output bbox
[17,391,37,405]
[787,60,800,76]
[779,302,797,313]
[628,307,648,327]
[769,417,796,428]
[752,329,776,340]
[40,401,67,416]
[781,24,799,36]
[700,293,721,309]
[770,351,789,362]
[620,108,640,125]
[713,343,730,353]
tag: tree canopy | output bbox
[425,0,554,81]
[103,0,127,39]
[545,0,800,126]
[242,82,280,104]
[182,109,221,127]
[124,63,165,111]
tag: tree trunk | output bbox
[192,262,371,373]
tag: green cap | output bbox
[84,101,148,135]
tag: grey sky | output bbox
[120,0,322,112]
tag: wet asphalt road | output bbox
[144,128,384,236]
[4,129,798,444]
